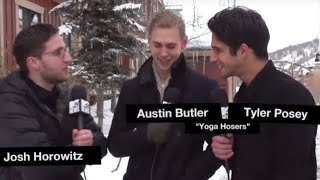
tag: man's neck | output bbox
[27,73,55,92]
[239,59,268,86]
[151,58,173,85]
[156,69,171,86]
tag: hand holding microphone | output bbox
[72,129,93,146]
[209,88,234,159]
[211,134,233,180]
[147,123,172,144]
[209,88,232,179]
[69,85,94,146]
[211,134,234,160]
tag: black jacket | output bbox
[108,54,223,180]
[231,61,317,180]
[0,72,108,180]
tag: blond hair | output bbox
[148,10,186,39]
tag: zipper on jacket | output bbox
[150,144,160,180]
[149,80,168,180]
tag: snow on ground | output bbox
[85,99,320,180]
[82,100,128,180]
[81,150,129,180]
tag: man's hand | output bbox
[211,134,234,160]
[147,123,172,144]
[72,129,94,146]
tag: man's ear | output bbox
[181,35,188,51]
[26,56,40,72]
[238,43,249,56]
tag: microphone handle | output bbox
[78,114,84,130]
[222,134,231,180]
[225,159,230,180]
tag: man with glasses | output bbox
[0,24,108,180]
[208,7,317,180]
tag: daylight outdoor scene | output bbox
[0,0,319,179]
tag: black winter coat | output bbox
[231,61,317,180]
[0,72,108,180]
[108,54,223,180]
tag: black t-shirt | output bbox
[22,73,59,113]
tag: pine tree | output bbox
[51,0,147,131]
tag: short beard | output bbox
[42,73,68,85]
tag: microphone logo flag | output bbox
[69,99,90,114]
[69,99,80,114]
[81,99,90,114]
[221,106,228,119]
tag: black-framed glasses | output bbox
[42,46,69,58]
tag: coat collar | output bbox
[136,53,189,104]
[1,71,68,122]
[235,60,277,102]
[137,53,188,87]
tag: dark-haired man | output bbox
[208,7,317,180]
[0,24,108,180]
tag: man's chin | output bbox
[55,76,69,84]
[220,72,230,79]
[157,65,171,72]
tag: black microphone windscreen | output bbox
[163,87,181,103]
[210,88,228,106]
[71,85,87,100]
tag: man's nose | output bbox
[64,51,72,63]
[160,48,169,57]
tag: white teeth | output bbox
[218,65,224,69]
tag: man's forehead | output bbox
[44,34,65,50]
[211,34,226,47]
[149,32,182,45]
[152,40,177,45]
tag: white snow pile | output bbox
[49,1,72,14]
[114,3,141,11]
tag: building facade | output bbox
[184,47,233,101]
[0,0,62,76]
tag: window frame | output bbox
[15,0,44,33]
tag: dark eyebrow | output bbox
[152,41,177,47]
[50,46,66,52]
[43,46,64,54]
[152,42,161,45]
[211,45,221,51]
[167,43,177,46]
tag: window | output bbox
[15,0,44,33]
[18,6,41,31]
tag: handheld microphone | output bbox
[210,88,229,121]
[163,87,180,104]
[163,87,184,135]
[69,85,90,130]
[147,87,181,144]
[209,88,231,180]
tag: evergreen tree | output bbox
[52,0,147,130]
[53,0,146,87]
